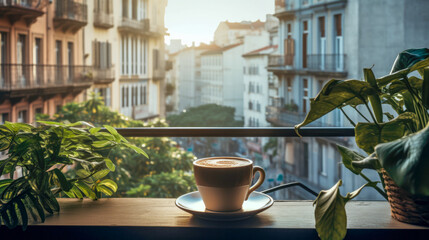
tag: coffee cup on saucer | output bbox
[193,157,265,212]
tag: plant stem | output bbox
[352,106,371,123]
[340,108,356,127]
[359,172,388,200]
[364,102,380,127]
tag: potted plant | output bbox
[295,48,429,240]
[0,121,147,230]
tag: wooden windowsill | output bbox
[1,198,428,240]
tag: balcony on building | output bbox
[274,0,295,19]
[0,64,93,101]
[118,18,164,37]
[54,0,88,33]
[268,54,347,78]
[153,68,166,80]
[118,17,149,35]
[93,0,113,29]
[266,97,307,127]
[0,0,48,25]
[92,67,115,84]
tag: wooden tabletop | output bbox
[2,198,428,240]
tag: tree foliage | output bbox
[41,92,197,198]
[167,104,244,127]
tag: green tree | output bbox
[42,93,197,198]
[167,104,244,127]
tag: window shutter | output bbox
[108,0,113,14]
[107,42,112,68]
[92,41,96,68]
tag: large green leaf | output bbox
[314,180,346,240]
[390,48,429,75]
[364,68,383,123]
[51,169,73,191]
[376,124,429,196]
[296,80,375,130]
[314,180,377,240]
[355,112,415,153]
[337,145,365,174]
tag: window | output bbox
[318,142,327,176]
[142,86,147,105]
[0,112,9,124]
[95,0,113,14]
[334,13,344,70]
[93,41,112,69]
[122,0,129,18]
[96,88,111,106]
[302,20,308,68]
[17,110,27,123]
[17,34,26,86]
[1,32,8,86]
[153,49,160,70]
[56,40,62,65]
[303,78,309,113]
[284,23,294,65]
[318,16,326,70]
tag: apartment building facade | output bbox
[0,0,90,123]
[214,20,265,47]
[83,0,167,120]
[175,44,218,112]
[267,0,429,199]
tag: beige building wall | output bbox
[85,0,167,119]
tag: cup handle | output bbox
[246,166,265,200]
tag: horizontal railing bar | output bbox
[111,127,355,137]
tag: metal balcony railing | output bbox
[92,67,115,83]
[268,55,294,67]
[55,0,88,24]
[110,127,355,138]
[269,54,346,72]
[118,17,149,32]
[266,106,308,127]
[0,0,47,9]
[307,54,346,72]
[0,64,92,90]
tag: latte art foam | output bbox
[195,158,250,168]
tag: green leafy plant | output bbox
[0,121,146,230]
[296,48,429,240]
[41,94,197,198]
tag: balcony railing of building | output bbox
[92,67,115,84]
[0,0,48,25]
[268,54,346,75]
[54,0,88,32]
[275,0,295,13]
[93,10,113,28]
[118,18,164,37]
[307,54,346,72]
[266,105,308,127]
[268,55,294,67]
[0,64,92,94]
[118,17,149,34]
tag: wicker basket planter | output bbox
[381,169,429,226]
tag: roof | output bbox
[201,43,243,56]
[224,20,265,30]
[242,45,278,57]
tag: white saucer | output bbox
[175,191,274,221]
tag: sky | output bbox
[165,0,274,46]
